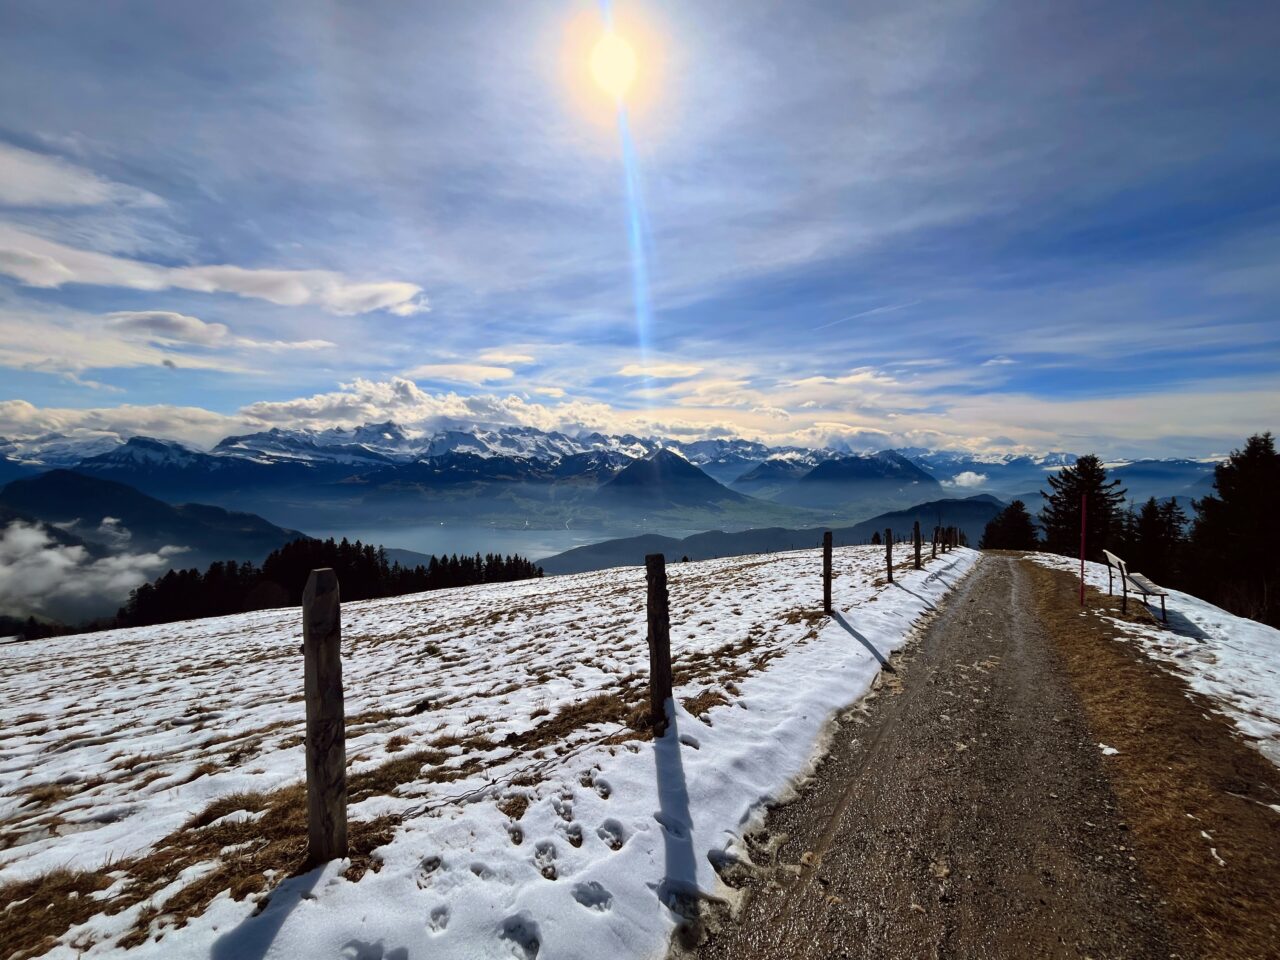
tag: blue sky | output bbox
[0,0,1277,457]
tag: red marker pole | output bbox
[1079,493,1087,607]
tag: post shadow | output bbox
[889,580,939,612]
[209,867,324,960]
[831,611,895,673]
[651,700,702,939]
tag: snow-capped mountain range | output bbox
[1,424,1088,472]
[0,422,1222,509]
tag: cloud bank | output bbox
[0,521,180,621]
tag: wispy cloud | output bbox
[403,364,516,385]
[616,362,703,379]
[0,142,163,209]
[814,301,923,331]
[106,311,333,351]
[0,226,429,316]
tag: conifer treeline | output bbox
[979,432,1280,627]
[117,537,542,629]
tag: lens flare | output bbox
[590,32,637,101]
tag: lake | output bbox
[308,522,619,563]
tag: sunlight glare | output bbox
[590,31,637,101]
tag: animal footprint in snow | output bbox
[470,862,497,881]
[559,822,583,848]
[593,777,612,800]
[417,855,442,889]
[654,810,688,839]
[552,796,573,822]
[596,819,626,851]
[428,905,449,933]
[507,824,524,846]
[498,913,541,959]
[571,880,614,913]
[533,841,557,880]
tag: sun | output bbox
[590,31,637,101]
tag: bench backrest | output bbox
[1101,549,1128,577]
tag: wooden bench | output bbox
[1102,549,1168,622]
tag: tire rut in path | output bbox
[686,554,1176,960]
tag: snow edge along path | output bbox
[1028,552,1280,769]
[17,547,979,960]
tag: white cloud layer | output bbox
[0,142,163,209]
[105,311,333,351]
[945,471,989,488]
[3,375,1275,460]
[0,225,429,316]
[403,364,517,385]
[0,520,179,620]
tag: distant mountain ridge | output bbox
[596,449,749,508]
[539,495,1005,575]
[0,423,1223,527]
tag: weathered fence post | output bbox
[645,554,674,737]
[885,527,894,584]
[822,531,833,614]
[932,525,938,559]
[913,520,922,570]
[303,568,347,867]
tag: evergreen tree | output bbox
[870,530,882,546]
[1189,432,1280,625]
[979,500,1039,550]
[117,537,543,629]
[1038,455,1127,560]
[1128,497,1187,585]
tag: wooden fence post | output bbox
[885,527,894,584]
[822,531,833,614]
[303,568,347,867]
[645,554,674,737]
[932,525,938,559]
[913,521,922,570]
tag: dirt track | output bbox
[687,553,1178,959]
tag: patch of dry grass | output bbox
[0,785,398,957]
[1028,558,1280,959]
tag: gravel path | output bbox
[688,553,1176,959]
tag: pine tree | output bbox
[979,500,1039,550]
[1038,455,1127,560]
[1190,432,1280,625]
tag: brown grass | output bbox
[1028,558,1280,960]
[0,784,398,957]
[502,689,653,754]
[497,793,530,821]
[0,867,116,960]
[19,783,69,808]
[684,688,730,722]
[175,761,220,786]
[348,749,448,802]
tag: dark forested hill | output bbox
[539,495,1003,574]
[0,470,305,568]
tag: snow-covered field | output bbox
[1029,553,1280,767]
[1,545,976,960]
